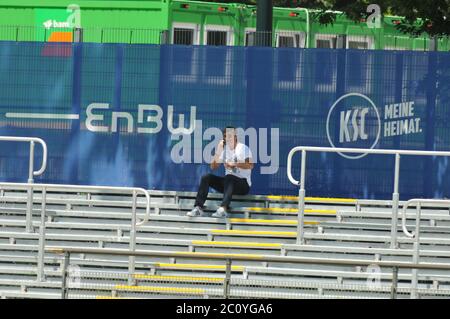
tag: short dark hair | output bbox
[223,126,236,133]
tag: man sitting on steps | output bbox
[187,126,254,218]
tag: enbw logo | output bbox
[326,93,381,159]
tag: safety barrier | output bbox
[401,199,450,298]
[287,146,450,247]
[48,246,450,299]
[0,182,151,284]
[0,136,47,232]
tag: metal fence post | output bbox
[37,187,47,282]
[160,30,169,44]
[297,150,306,245]
[390,153,401,248]
[61,252,70,299]
[128,190,137,286]
[391,266,398,299]
[25,141,35,233]
[26,186,34,233]
[224,259,232,299]
[411,203,421,299]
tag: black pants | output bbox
[194,173,250,210]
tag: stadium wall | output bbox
[0,41,449,199]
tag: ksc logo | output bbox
[339,108,369,143]
[326,93,381,159]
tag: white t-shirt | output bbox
[219,142,253,186]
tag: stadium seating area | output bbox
[0,187,450,299]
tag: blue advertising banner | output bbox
[0,41,450,199]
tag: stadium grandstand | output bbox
[0,0,450,300]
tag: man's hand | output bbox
[216,139,225,154]
[224,161,237,170]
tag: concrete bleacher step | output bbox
[1,247,450,284]
[2,187,450,299]
[0,257,449,299]
[1,264,448,299]
[3,239,450,266]
[0,223,446,251]
[0,264,448,296]
[338,209,450,221]
[1,223,447,253]
[3,188,448,214]
[1,240,450,266]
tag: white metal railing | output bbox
[49,246,450,299]
[0,182,151,285]
[0,136,48,232]
[401,198,450,299]
[287,146,450,247]
[0,136,47,182]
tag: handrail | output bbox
[47,246,450,270]
[0,136,48,233]
[0,136,47,181]
[48,246,450,299]
[287,146,450,247]
[401,198,450,298]
[0,182,151,284]
[401,199,450,238]
[287,146,450,186]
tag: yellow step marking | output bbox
[192,240,282,248]
[115,285,204,295]
[96,296,130,300]
[230,218,319,225]
[173,251,262,259]
[211,229,297,237]
[154,263,245,271]
[246,207,336,214]
[267,195,356,203]
[134,274,224,282]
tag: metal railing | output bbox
[401,198,450,298]
[287,146,450,247]
[0,136,47,232]
[0,182,151,284]
[47,246,450,299]
[0,25,168,44]
[0,136,47,183]
[0,24,441,50]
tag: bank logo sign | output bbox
[43,19,70,29]
[327,93,422,159]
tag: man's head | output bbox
[223,126,237,146]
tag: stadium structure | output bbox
[0,0,449,299]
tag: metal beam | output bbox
[48,247,450,271]
[255,0,273,46]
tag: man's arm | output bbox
[234,145,254,170]
[226,157,254,170]
[236,157,254,170]
[210,140,224,170]
[210,158,220,170]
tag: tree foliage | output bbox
[198,0,450,37]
